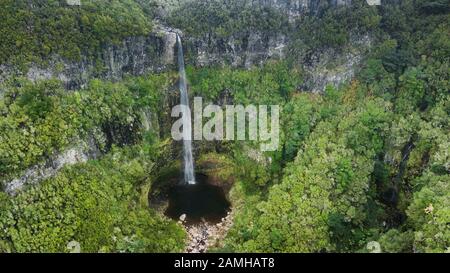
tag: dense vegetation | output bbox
[0,143,185,252]
[168,0,289,37]
[0,73,185,252]
[219,0,449,253]
[0,0,153,66]
[0,0,448,253]
[179,0,449,253]
[0,74,172,180]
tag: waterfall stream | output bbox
[177,34,196,185]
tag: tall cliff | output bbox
[0,0,366,93]
[0,25,177,91]
[1,0,377,195]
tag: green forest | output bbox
[0,0,448,253]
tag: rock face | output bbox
[2,107,160,195]
[1,1,370,190]
[302,34,372,92]
[155,0,352,20]
[0,1,362,94]
[184,31,287,68]
[0,25,178,90]
[176,0,353,68]
[173,0,362,91]
[185,31,371,93]
[256,0,352,19]
[4,137,101,195]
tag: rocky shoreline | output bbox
[181,210,233,253]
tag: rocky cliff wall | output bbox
[1,0,370,192]
[0,25,178,90]
[0,1,364,94]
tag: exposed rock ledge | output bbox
[3,137,101,196]
[2,107,159,196]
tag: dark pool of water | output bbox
[165,174,230,225]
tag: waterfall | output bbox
[176,34,196,185]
